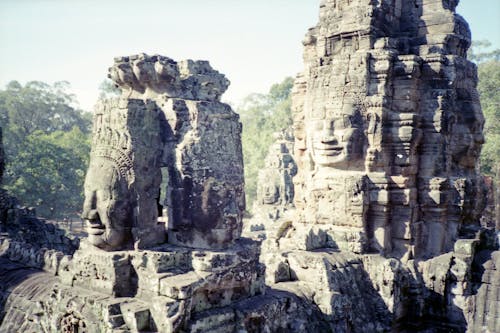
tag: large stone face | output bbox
[82,98,164,251]
[258,0,497,332]
[82,54,244,251]
[288,0,486,259]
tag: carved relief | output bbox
[82,54,243,250]
[251,130,297,225]
[59,311,87,333]
[271,0,487,259]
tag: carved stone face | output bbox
[262,182,279,205]
[263,185,279,205]
[450,104,484,169]
[82,157,132,250]
[308,111,365,168]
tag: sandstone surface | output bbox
[258,0,498,331]
[83,54,245,251]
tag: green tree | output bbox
[98,79,121,100]
[0,81,89,139]
[469,40,500,63]
[0,127,4,183]
[471,40,500,227]
[0,81,91,218]
[477,59,500,177]
[5,128,90,218]
[238,77,294,210]
[469,41,500,178]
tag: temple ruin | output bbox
[84,54,245,251]
[259,0,499,331]
[245,128,297,236]
[0,0,499,332]
[283,0,487,259]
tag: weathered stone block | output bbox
[59,243,134,297]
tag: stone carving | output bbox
[1,57,319,333]
[82,54,244,250]
[109,54,230,102]
[82,98,164,250]
[281,0,488,260]
[244,129,297,238]
[252,129,296,223]
[59,311,88,333]
[259,0,497,332]
[1,1,499,332]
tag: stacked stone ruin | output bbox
[259,0,499,331]
[281,0,487,259]
[84,54,245,251]
[0,0,499,332]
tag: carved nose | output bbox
[474,134,485,144]
[82,191,97,218]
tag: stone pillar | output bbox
[253,129,296,221]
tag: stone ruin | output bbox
[0,56,323,333]
[285,0,487,258]
[255,129,296,218]
[245,128,297,235]
[84,54,245,251]
[258,0,499,331]
[0,1,499,332]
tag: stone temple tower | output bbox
[0,1,498,332]
[285,0,486,260]
[259,1,498,331]
[82,54,245,251]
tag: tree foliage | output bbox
[471,42,500,178]
[238,77,294,209]
[478,60,500,176]
[0,81,91,218]
[98,79,121,100]
[469,40,500,63]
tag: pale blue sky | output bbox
[0,0,498,111]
